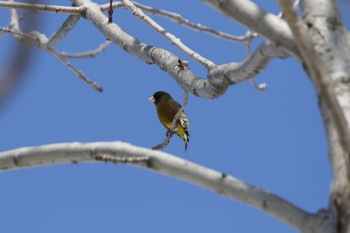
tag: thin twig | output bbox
[131,3,247,43]
[9,0,19,30]
[152,130,174,150]
[245,33,267,92]
[49,48,103,92]
[244,0,299,93]
[101,1,255,43]
[249,79,267,91]
[4,28,103,92]
[0,1,83,15]
[152,90,189,150]
[3,7,103,93]
[120,0,216,69]
[58,41,111,58]
[0,27,37,40]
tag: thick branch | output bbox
[73,0,221,97]
[72,0,286,99]
[297,0,350,232]
[208,42,287,89]
[0,141,315,232]
[1,0,287,98]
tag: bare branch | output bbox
[152,130,174,151]
[292,0,350,232]
[46,15,81,48]
[120,0,216,69]
[49,48,103,92]
[208,41,287,90]
[3,4,104,92]
[249,79,267,92]
[4,25,103,92]
[0,1,82,15]
[58,41,111,58]
[9,0,19,30]
[279,0,350,173]
[243,0,298,92]
[0,141,318,233]
[73,0,221,97]
[0,27,37,40]
[101,1,250,43]
[135,5,247,42]
[72,0,286,99]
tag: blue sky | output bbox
[1,1,349,233]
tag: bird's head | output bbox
[149,91,172,105]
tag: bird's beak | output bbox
[149,96,155,102]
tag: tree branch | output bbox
[58,41,111,58]
[100,1,252,43]
[0,141,316,232]
[72,0,286,99]
[208,41,287,89]
[46,15,81,48]
[295,0,350,232]
[0,1,82,15]
[49,48,103,92]
[3,7,103,92]
[279,0,350,159]
[120,0,215,69]
[203,0,299,57]
[1,0,288,99]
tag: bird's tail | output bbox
[184,130,190,151]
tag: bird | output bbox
[149,91,190,151]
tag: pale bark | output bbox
[72,0,286,98]
[278,0,350,232]
[0,142,319,233]
[0,0,287,98]
[298,0,350,232]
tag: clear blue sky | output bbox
[1,1,349,233]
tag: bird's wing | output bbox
[179,112,189,130]
[168,99,181,111]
